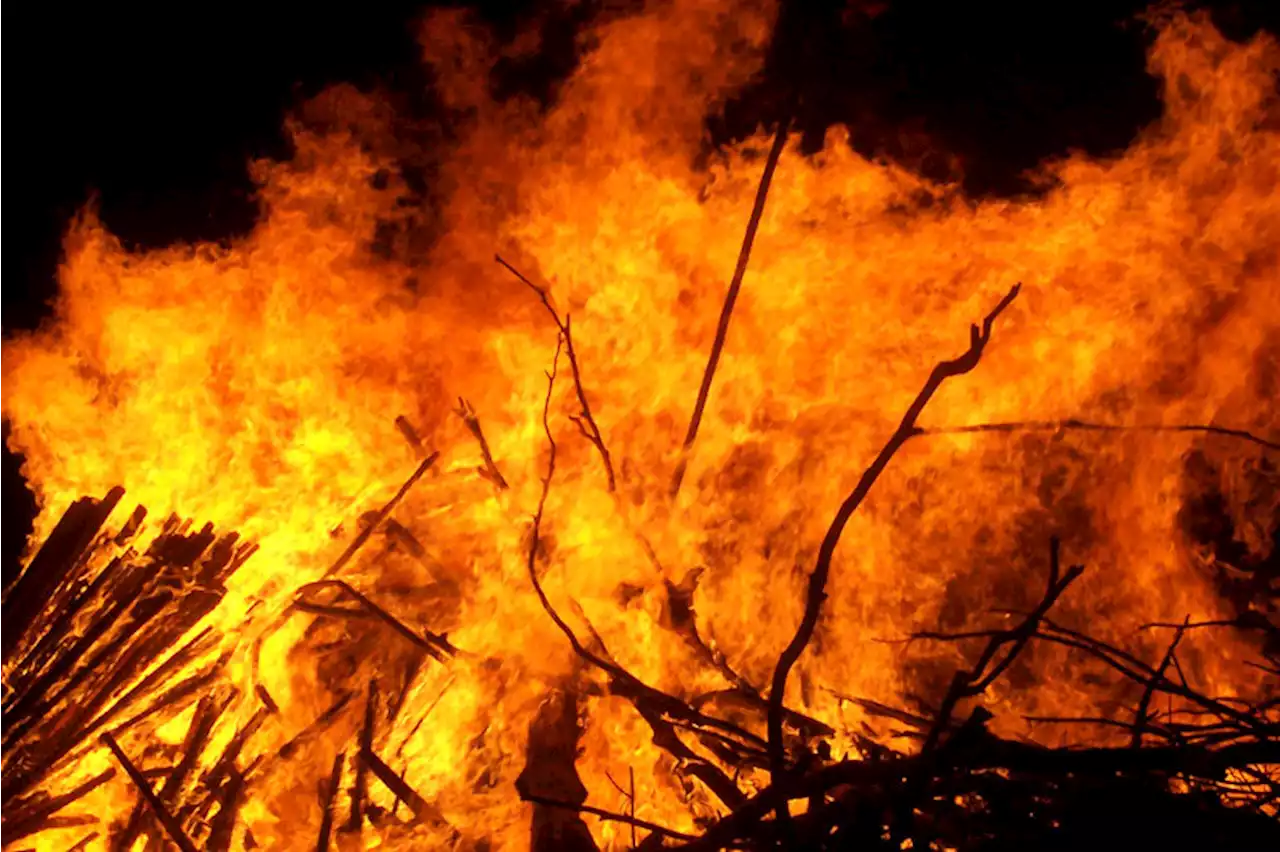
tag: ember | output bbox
[3,2,1278,850]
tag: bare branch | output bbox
[766,283,1021,827]
[497,256,617,491]
[670,115,791,497]
[915,418,1279,453]
[1132,615,1190,748]
[519,793,696,842]
[524,335,766,810]
[921,538,1084,753]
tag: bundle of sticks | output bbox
[2,488,256,848]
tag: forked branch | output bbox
[497,256,617,492]
[525,335,771,810]
[920,537,1084,754]
[765,283,1021,828]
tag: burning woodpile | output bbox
[3,2,1279,850]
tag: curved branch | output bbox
[497,257,616,492]
[765,283,1021,829]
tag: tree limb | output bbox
[497,256,616,492]
[766,283,1021,831]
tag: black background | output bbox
[4,0,1279,572]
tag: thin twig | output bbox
[396,676,455,761]
[765,283,1021,831]
[670,115,791,498]
[519,793,696,842]
[629,765,638,851]
[915,419,1279,452]
[921,538,1084,753]
[1133,615,1190,748]
[525,335,757,809]
[497,256,616,491]
[323,451,440,579]
[100,732,198,852]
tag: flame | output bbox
[3,3,1278,849]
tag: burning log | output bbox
[343,679,379,832]
[2,492,255,844]
[2,487,124,660]
[362,746,448,827]
[114,692,222,850]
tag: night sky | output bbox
[4,0,1278,571]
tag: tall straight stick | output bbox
[670,116,790,498]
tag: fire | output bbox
[3,3,1278,850]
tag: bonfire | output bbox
[2,3,1278,851]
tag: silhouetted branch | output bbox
[915,419,1279,452]
[1133,616,1190,748]
[524,335,765,810]
[766,283,1021,831]
[670,115,791,497]
[497,256,617,492]
[518,793,697,842]
[923,538,1084,753]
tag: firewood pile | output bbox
[2,490,256,849]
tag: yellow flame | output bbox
[3,3,1278,849]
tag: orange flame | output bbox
[3,3,1278,849]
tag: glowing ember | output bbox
[2,3,1277,850]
